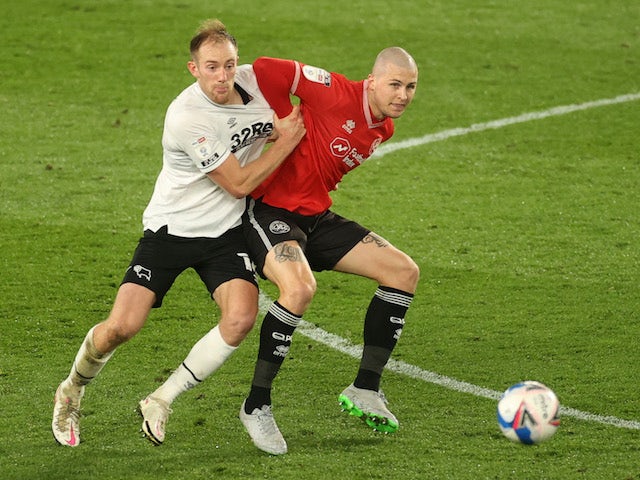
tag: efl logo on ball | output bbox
[497,380,560,444]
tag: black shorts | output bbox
[243,197,370,278]
[121,225,257,308]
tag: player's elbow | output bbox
[226,181,255,199]
[225,186,250,199]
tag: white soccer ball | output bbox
[497,380,560,444]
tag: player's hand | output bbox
[273,105,306,147]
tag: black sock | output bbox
[245,301,300,411]
[245,385,271,413]
[355,286,413,391]
[354,368,381,391]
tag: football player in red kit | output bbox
[238,48,419,455]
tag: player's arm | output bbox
[255,56,337,115]
[253,57,297,117]
[206,105,305,198]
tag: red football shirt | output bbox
[252,57,395,215]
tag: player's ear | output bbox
[367,73,376,90]
[187,60,198,77]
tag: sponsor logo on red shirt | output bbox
[330,137,351,158]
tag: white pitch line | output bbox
[257,92,640,431]
[294,317,640,431]
[372,92,640,158]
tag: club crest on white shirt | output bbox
[192,136,213,160]
[192,136,220,168]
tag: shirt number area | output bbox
[230,122,274,153]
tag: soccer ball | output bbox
[497,381,560,444]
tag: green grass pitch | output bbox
[1,1,639,478]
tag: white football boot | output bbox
[52,383,83,447]
[139,396,172,445]
[239,400,287,455]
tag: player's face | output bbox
[188,39,239,105]
[368,65,418,120]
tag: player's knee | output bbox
[101,319,140,347]
[389,254,420,292]
[280,276,317,313]
[223,306,258,339]
[405,256,420,288]
[287,279,316,305]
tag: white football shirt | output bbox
[142,64,275,238]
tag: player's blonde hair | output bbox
[189,19,237,58]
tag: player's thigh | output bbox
[243,198,310,279]
[262,240,316,292]
[333,233,419,292]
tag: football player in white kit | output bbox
[52,19,305,447]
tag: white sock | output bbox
[151,326,237,404]
[65,325,114,390]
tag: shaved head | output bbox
[372,47,418,77]
[367,46,418,119]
